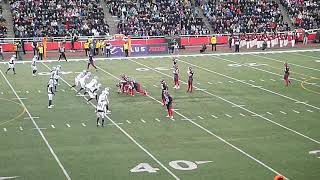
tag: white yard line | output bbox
[280,111,287,115]
[179,59,320,110]
[292,110,300,114]
[97,66,290,179]
[266,112,273,115]
[127,59,320,145]
[225,114,232,118]
[211,114,218,119]
[253,54,320,72]
[41,63,180,180]
[24,117,39,119]
[0,69,72,180]
[155,118,160,122]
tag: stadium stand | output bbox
[198,0,290,34]
[0,1,8,38]
[9,0,110,38]
[109,0,210,36]
[280,0,320,30]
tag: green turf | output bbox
[0,50,319,180]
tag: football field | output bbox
[0,49,319,180]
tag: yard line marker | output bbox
[3,128,7,132]
[0,69,72,180]
[228,81,234,83]
[208,82,213,84]
[195,88,207,91]
[232,104,245,107]
[126,120,132,124]
[51,125,55,129]
[266,112,273,115]
[66,124,70,128]
[225,114,232,118]
[140,119,146,123]
[249,80,255,82]
[24,117,39,119]
[280,111,287,115]
[306,109,313,113]
[240,113,245,117]
[31,128,47,130]
[81,123,86,127]
[195,161,213,165]
[217,81,223,84]
[211,114,218,119]
[153,84,158,88]
[155,118,160,122]
[131,59,320,145]
[292,110,300,114]
[12,97,27,100]
[19,126,23,131]
[198,116,204,120]
[42,64,179,180]
[270,79,276,81]
[107,123,124,126]
[26,91,29,93]
[260,79,265,82]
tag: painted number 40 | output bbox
[130,160,212,173]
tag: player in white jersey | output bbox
[5,55,17,74]
[48,75,55,109]
[53,65,61,91]
[98,88,111,114]
[87,83,101,102]
[84,77,97,95]
[77,72,91,93]
[96,100,107,127]
[31,55,38,76]
[71,70,87,88]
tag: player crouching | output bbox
[117,75,147,96]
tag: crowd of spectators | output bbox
[280,0,320,30]
[197,0,290,34]
[10,0,110,38]
[109,0,210,36]
[0,2,8,38]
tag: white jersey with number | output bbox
[80,74,90,88]
[8,57,15,68]
[96,100,106,118]
[31,58,37,71]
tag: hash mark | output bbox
[3,128,7,132]
[270,79,276,81]
[240,113,245,117]
[81,123,86,127]
[155,118,160,122]
[51,125,55,129]
[66,124,71,128]
[19,126,23,131]
[198,116,204,120]
[126,120,132,124]
[140,119,146,123]
[306,109,313,113]
[266,112,273,115]
[211,114,218,119]
[292,110,300,114]
[225,114,232,118]
[208,82,213,84]
[280,111,287,115]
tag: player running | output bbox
[164,90,174,119]
[173,64,180,89]
[48,74,55,109]
[98,88,111,114]
[284,62,291,87]
[96,100,107,127]
[5,55,17,74]
[187,67,194,92]
[31,55,38,77]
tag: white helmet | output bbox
[57,65,61,69]
[52,67,56,71]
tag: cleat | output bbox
[170,116,174,119]
[48,106,52,109]
[166,115,170,117]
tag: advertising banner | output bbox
[109,44,168,57]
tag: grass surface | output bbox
[0,50,319,180]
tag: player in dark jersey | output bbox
[87,50,97,71]
[160,80,168,105]
[164,90,174,119]
[284,62,291,87]
[187,67,194,92]
[173,65,180,89]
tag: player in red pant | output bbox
[160,80,168,105]
[187,67,194,92]
[173,65,180,89]
[164,90,174,119]
[284,62,291,87]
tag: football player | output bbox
[48,74,55,109]
[84,77,98,95]
[98,88,111,114]
[173,64,180,89]
[284,62,291,87]
[31,55,38,77]
[160,80,168,105]
[77,71,91,94]
[87,82,101,103]
[87,51,97,71]
[53,65,61,91]
[96,100,107,127]
[5,55,17,74]
[164,90,174,119]
[187,67,194,92]
[71,70,87,88]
